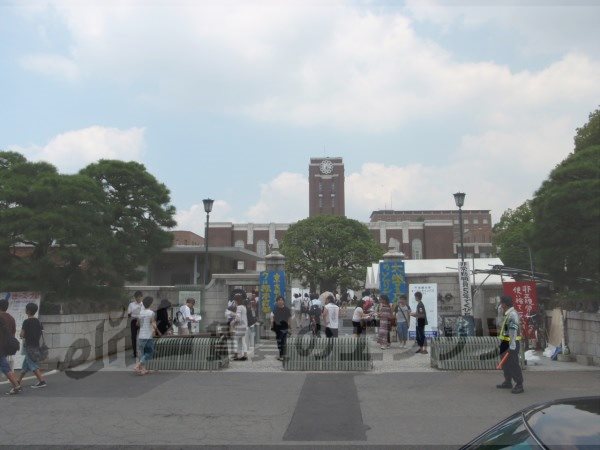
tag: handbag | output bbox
[27,332,49,363]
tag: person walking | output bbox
[135,296,158,375]
[246,293,258,350]
[323,294,340,338]
[0,299,22,395]
[308,293,323,337]
[291,293,302,333]
[272,296,291,361]
[395,295,411,348]
[233,294,248,361]
[18,303,47,388]
[127,290,144,358]
[497,295,525,394]
[377,295,392,349]
[410,291,428,354]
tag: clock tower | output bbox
[309,157,345,217]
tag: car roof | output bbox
[524,396,600,448]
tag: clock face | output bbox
[320,160,334,174]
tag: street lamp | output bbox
[453,192,466,262]
[202,198,214,287]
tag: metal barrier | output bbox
[145,336,229,371]
[283,336,372,371]
[430,336,525,370]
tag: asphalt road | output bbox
[1,369,599,448]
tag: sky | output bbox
[2,0,599,236]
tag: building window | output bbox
[388,237,400,251]
[256,240,267,257]
[411,239,423,260]
[453,220,459,224]
[234,240,245,249]
[473,218,479,224]
[237,260,245,270]
[331,195,335,208]
[464,219,469,225]
[483,218,488,224]
[319,197,323,208]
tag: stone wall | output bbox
[566,311,600,366]
[39,311,131,370]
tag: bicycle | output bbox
[524,310,548,351]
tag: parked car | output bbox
[461,396,600,449]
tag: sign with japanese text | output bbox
[408,283,438,338]
[0,292,42,368]
[502,281,538,339]
[379,260,407,303]
[259,270,286,315]
[458,261,473,316]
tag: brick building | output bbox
[150,157,495,284]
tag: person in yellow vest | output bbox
[497,295,524,394]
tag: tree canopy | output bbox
[0,153,176,302]
[530,144,600,289]
[574,107,600,152]
[280,215,383,292]
[492,201,536,271]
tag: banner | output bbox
[458,260,473,316]
[0,292,42,369]
[408,283,438,338]
[502,281,538,339]
[259,270,286,315]
[379,260,407,303]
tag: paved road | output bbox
[2,368,599,448]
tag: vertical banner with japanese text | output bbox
[259,270,286,315]
[502,281,538,339]
[379,260,407,303]
[458,261,473,316]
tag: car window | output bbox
[467,414,541,449]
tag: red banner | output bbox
[502,281,538,339]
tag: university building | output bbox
[143,157,494,286]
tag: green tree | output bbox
[0,153,177,303]
[79,160,176,283]
[574,107,600,152]
[531,143,600,291]
[0,152,112,298]
[492,201,536,271]
[280,215,383,292]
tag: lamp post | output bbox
[453,192,466,262]
[202,198,214,287]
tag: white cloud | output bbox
[18,2,600,134]
[175,200,234,235]
[11,126,145,173]
[245,172,308,223]
[19,53,80,81]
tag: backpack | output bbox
[173,310,185,327]
[0,320,20,357]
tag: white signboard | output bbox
[408,283,438,338]
[0,292,42,369]
[458,261,473,316]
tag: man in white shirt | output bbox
[178,298,198,335]
[291,293,302,332]
[323,294,340,338]
[127,291,144,358]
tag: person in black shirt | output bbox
[271,296,291,361]
[18,303,47,388]
[156,298,172,336]
[410,291,428,354]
